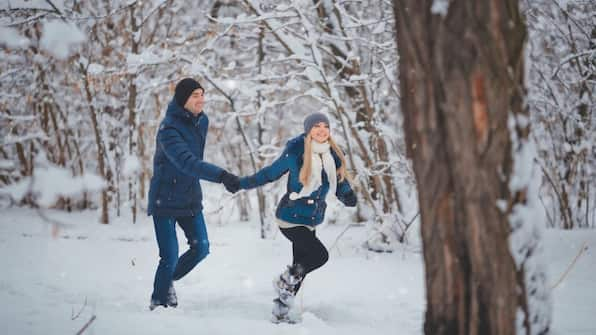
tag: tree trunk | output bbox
[256,22,268,238]
[128,4,140,223]
[80,63,109,224]
[394,1,535,334]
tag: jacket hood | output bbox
[285,133,306,156]
[166,99,203,123]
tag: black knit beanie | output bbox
[174,78,203,107]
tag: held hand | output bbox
[343,192,357,207]
[220,171,240,193]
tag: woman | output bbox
[238,112,357,323]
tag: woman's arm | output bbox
[239,148,293,190]
[158,125,224,183]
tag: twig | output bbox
[75,315,96,335]
[400,211,420,237]
[203,191,243,215]
[537,193,556,228]
[551,241,588,289]
[329,223,361,254]
[44,0,67,22]
[536,159,566,224]
[71,297,88,320]
[551,49,596,79]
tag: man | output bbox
[147,78,239,310]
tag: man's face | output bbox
[184,88,205,115]
[309,122,330,143]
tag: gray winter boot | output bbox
[273,264,304,305]
[272,298,292,323]
[271,264,304,323]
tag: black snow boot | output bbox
[167,284,178,308]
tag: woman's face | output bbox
[309,122,330,143]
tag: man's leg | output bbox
[151,216,179,305]
[172,213,210,280]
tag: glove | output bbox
[220,171,240,194]
[343,192,357,207]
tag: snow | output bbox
[431,0,450,17]
[40,21,85,60]
[0,159,15,170]
[508,113,551,333]
[372,22,386,35]
[126,49,174,69]
[0,207,424,334]
[0,0,593,333]
[0,155,105,207]
[123,155,141,176]
[88,63,105,75]
[0,207,594,334]
[0,27,29,49]
[508,116,536,192]
[1,0,54,10]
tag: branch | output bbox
[139,0,171,28]
[3,12,49,26]
[75,315,97,335]
[44,0,66,21]
[329,223,361,255]
[551,241,588,289]
[71,297,88,320]
[551,49,596,79]
[549,0,591,40]
[535,158,565,221]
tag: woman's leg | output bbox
[151,216,179,304]
[172,212,210,280]
[281,226,329,276]
[272,226,328,321]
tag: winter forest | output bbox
[0,0,595,334]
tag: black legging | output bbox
[280,226,329,292]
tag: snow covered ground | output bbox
[0,207,594,334]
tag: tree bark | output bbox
[394,1,532,334]
[256,22,268,238]
[80,63,109,224]
[127,4,140,223]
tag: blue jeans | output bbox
[151,213,210,303]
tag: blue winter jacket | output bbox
[239,134,356,226]
[147,100,224,217]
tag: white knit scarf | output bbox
[289,140,337,201]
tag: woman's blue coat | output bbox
[239,134,356,226]
[147,100,224,217]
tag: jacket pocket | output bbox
[165,176,193,207]
[277,195,326,223]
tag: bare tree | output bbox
[525,0,596,229]
[393,0,550,334]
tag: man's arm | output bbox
[158,125,224,183]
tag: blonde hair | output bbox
[299,134,351,186]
